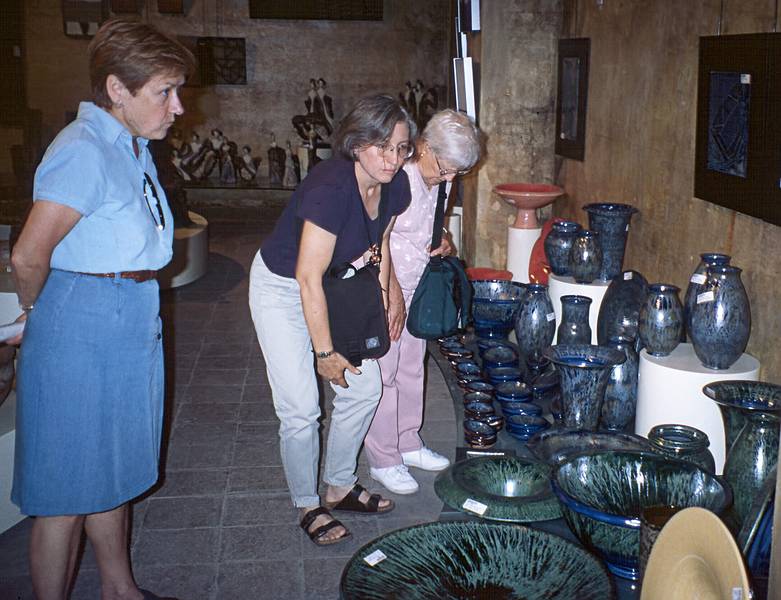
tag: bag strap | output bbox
[429,181,448,252]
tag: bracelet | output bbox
[314,349,334,359]
[19,302,33,312]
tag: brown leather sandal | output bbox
[299,507,352,546]
[326,483,395,514]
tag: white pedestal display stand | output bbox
[634,343,760,474]
[158,211,209,290]
[547,274,610,344]
[445,207,462,258]
[506,227,541,283]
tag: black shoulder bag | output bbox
[317,185,391,366]
[406,182,472,340]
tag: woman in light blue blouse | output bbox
[10,20,193,600]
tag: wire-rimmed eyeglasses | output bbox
[142,172,166,231]
[375,141,415,161]
[433,152,469,177]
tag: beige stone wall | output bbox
[556,0,781,378]
[22,0,451,156]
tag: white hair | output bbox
[422,109,482,171]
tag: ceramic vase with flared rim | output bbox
[544,221,581,277]
[514,283,556,368]
[689,265,751,370]
[638,284,683,357]
[647,424,715,472]
[543,344,625,431]
[599,335,640,431]
[568,229,602,284]
[683,253,731,340]
[556,295,592,345]
[583,203,638,281]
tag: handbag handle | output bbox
[429,182,448,252]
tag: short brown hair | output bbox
[88,19,195,109]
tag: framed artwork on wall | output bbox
[555,38,590,161]
[248,0,382,20]
[694,33,781,225]
[62,0,108,38]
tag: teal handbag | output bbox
[406,182,472,340]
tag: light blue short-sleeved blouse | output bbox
[33,102,174,272]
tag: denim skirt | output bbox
[12,270,164,516]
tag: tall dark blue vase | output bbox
[690,265,750,370]
[600,335,639,431]
[638,284,683,357]
[556,295,592,344]
[583,203,638,281]
[514,284,555,367]
[568,230,602,284]
[544,221,581,276]
[683,253,731,340]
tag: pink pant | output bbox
[364,324,426,468]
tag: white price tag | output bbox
[546,312,556,322]
[625,224,630,232]
[697,291,715,304]
[462,498,488,515]
[363,549,387,566]
[690,273,707,285]
[623,271,633,280]
[731,588,743,600]
[740,73,751,84]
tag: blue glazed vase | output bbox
[557,295,592,345]
[568,230,602,284]
[583,203,638,281]
[596,270,649,345]
[514,284,556,367]
[683,253,731,341]
[638,284,683,357]
[647,424,715,472]
[544,221,581,276]
[689,265,751,370]
[600,335,639,431]
[543,344,625,431]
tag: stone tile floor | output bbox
[0,209,457,600]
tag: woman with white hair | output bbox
[365,109,482,494]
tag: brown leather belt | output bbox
[77,270,158,283]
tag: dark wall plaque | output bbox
[248,0,383,21]
[555,38,590,161]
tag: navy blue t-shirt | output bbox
[261,156,411,278]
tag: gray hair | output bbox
[332,94,417,160]
[422,109,481,171]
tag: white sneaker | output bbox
[401,447,450,471]
[370,464,419,495]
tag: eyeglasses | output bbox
[433,152,469,177]
[375,141,415,160]
[142,172,166,231]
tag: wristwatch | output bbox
[314,349,334,359]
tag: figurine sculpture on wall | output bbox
[149,137,193,227]
[283,140,300,188]
[268,134,285,186]
[292,77,335,145]
[399,79,440,130]
[238,145,259,182]
[219,141,238,184]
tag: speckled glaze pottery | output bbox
[600,335,639,431]
[493,380,533,403]
[476,338,516,357]
[450,356,477,372]
[647,424,716,472]
[738,472,776,589]
[471,280,527,339]
[464,381,496,397]
[463,391,495,406]
[513,284,555,366]
[551,450,732,580]
[482,346,519,371]
[703,380,781,530]
[438,333,465,345]
[434,456,561,522]
[556,295,592,345]
[486,366,524,386]
[463,419,497,448]
[527,429,652,465]
[339,521,616,599]
[568,229,602,284]
[543,344,625,431]
[583,203,638,281]
[476,414,505,432]
[455,362,482,378]
[596,270,648,345]
[544,220,581,276]
[499,401,542,417]
[638,284,683,357]
[457,373,484,390]
[689,265,751,370]
[683,253,731,340]
[442,345,474,361]
[464,401,496,421]
[506,414,550,441]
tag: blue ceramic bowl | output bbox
[463,391,494,406]
[551,450,732,581]
[465,380,496,396]
[494,380,533,403]
[457,373,485,390]
[471,280,526,339]
[505,414,550,441]
[527,429,653,465]
[500,401,542,417]
[450,357,478,372]
[477,338,516,357]
[464,419,498,448]
[482,346,519,370]
[475,414,505,432]
[442,346,474,361]
[438,333,464,345]
[486,366,524,386]
[464,401,495,420]
[440,340,467,353]
[456,362,482,378]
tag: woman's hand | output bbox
[429,231,454,257]
[316,352,361,388]
[5,312,27,346]
[387,285,406,341]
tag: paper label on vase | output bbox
[546,312,556,322]
[623,272,633,280]
[625,224,630,232]
[363,549,387,566]
[690,273,707,285]
[732,588,743,600]
[462,498,488,515]
[697,291,715,304]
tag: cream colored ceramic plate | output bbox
[641,507,752,600]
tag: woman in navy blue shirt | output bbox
[249,95,415,546]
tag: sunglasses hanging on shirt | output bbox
[142,172,166,231]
